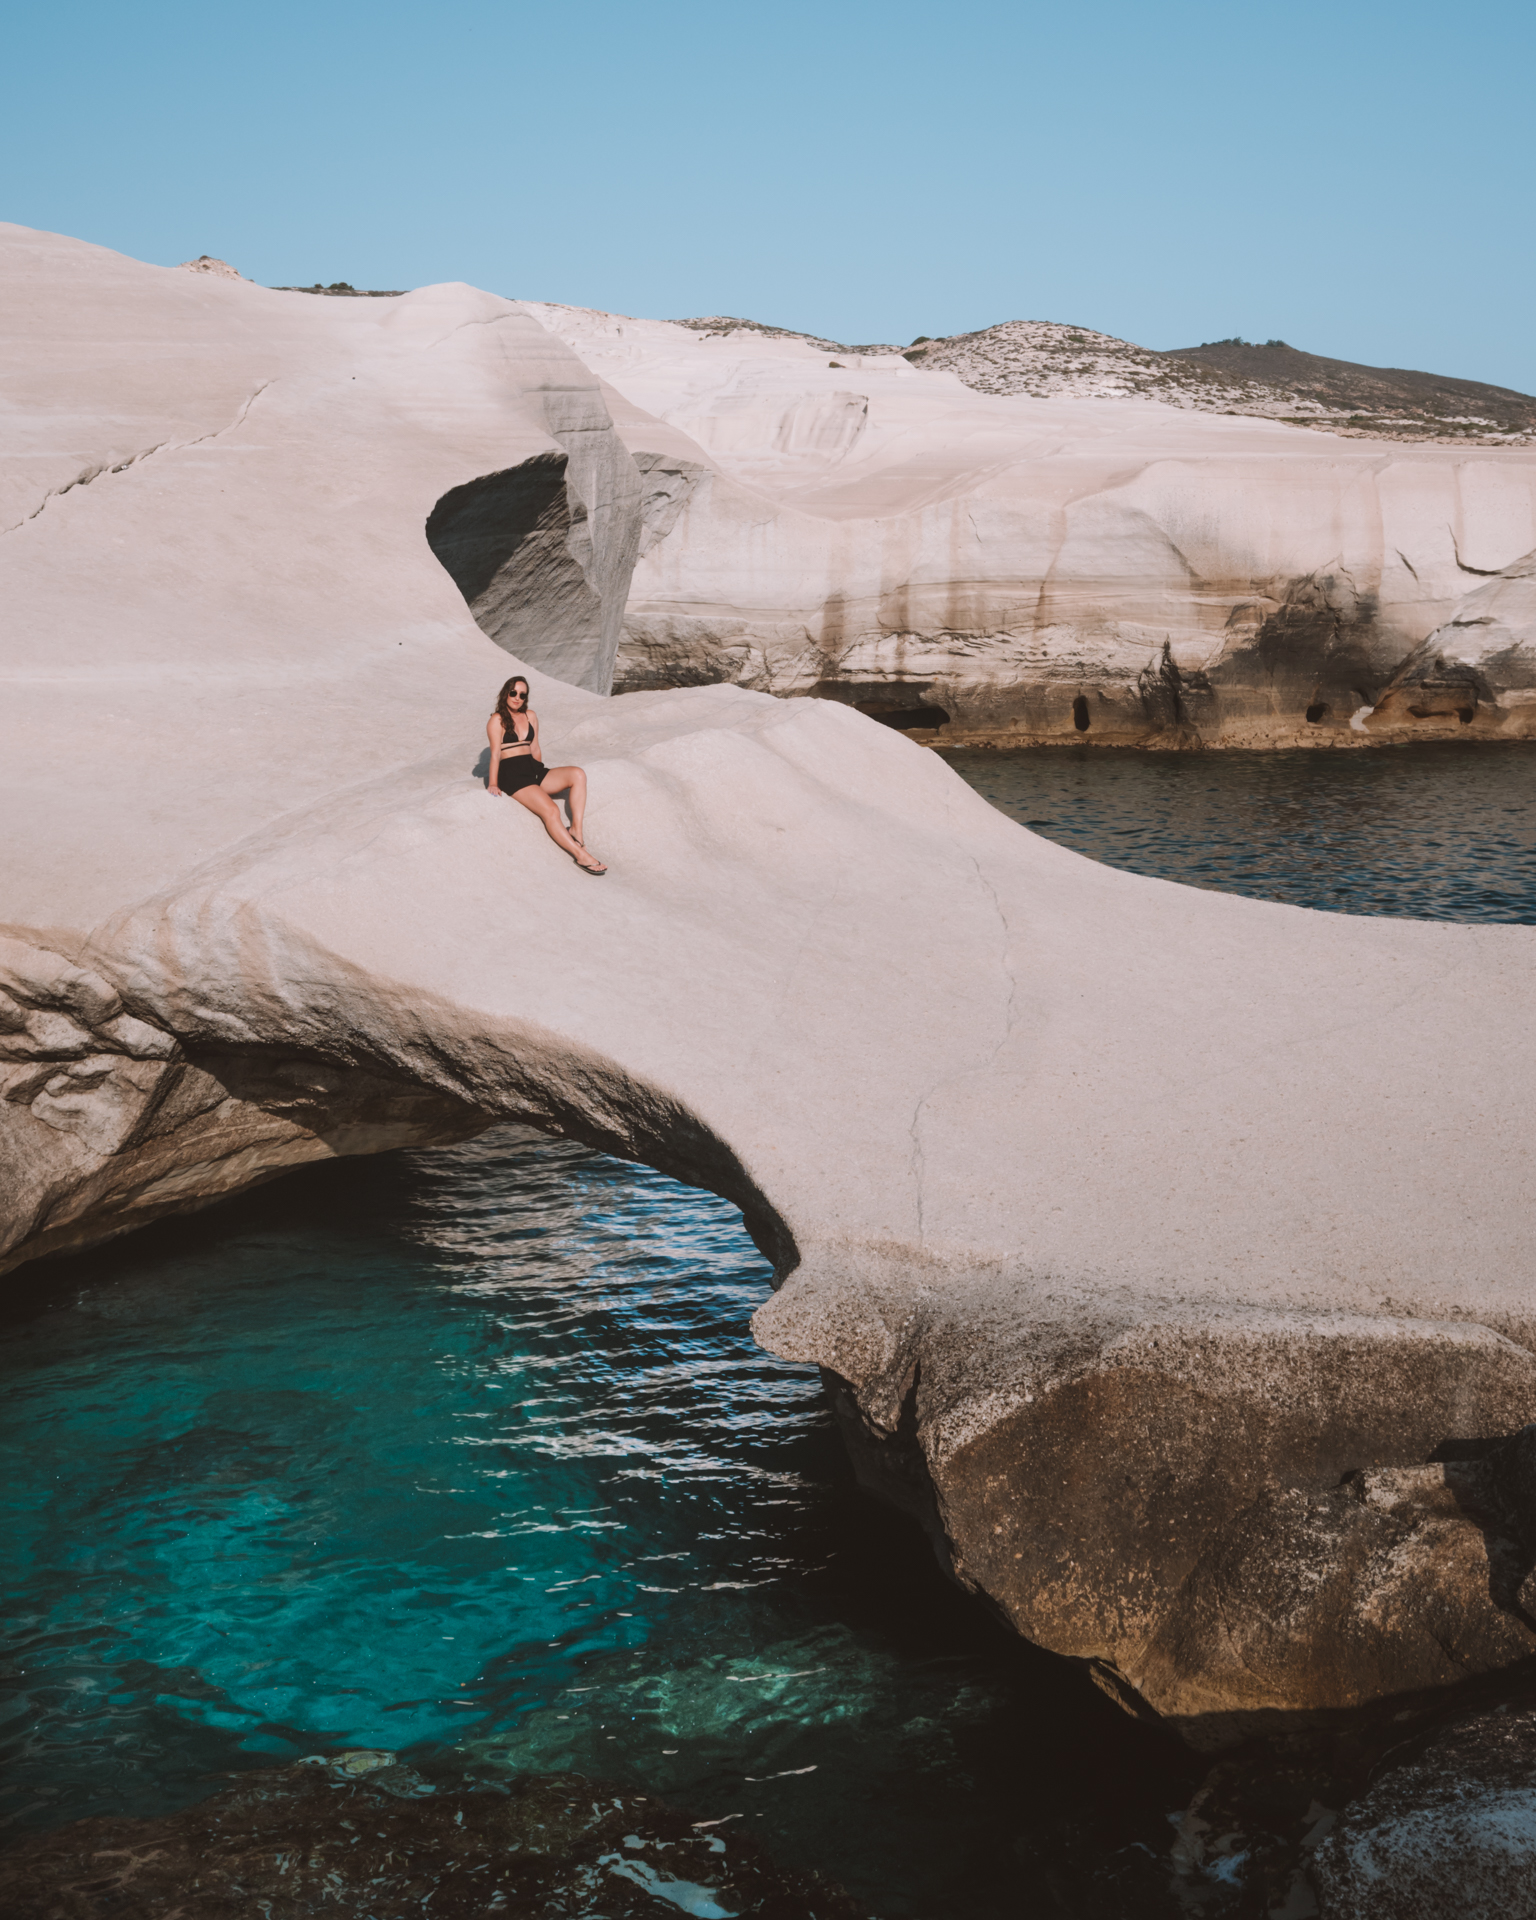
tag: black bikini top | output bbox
[501,715,534,748]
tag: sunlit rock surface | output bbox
[1371,546,1536,731]
[524,301,1536,747]
[6,226,1536,1744]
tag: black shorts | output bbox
[498,755,548,795]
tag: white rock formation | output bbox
[1369,545,1536,726]
[523,302,1536,746]
[6,224,1536,1743]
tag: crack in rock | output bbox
[3,380,272,534]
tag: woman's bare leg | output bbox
[514,786,604,867]
[541,766,587,842]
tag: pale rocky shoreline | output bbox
[6,223,1536,1913]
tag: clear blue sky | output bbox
[6,0,1533,391]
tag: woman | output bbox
[486,677,607,874]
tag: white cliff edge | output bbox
[5,224,1536,1747]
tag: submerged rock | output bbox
[0,1757,863,1919]
[1157,1682,1536,1916]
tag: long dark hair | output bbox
[494,676,530,731]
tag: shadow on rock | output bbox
[1137,1439,1536,1751]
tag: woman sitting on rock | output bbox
[486,676,606,874]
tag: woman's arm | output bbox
[486,713,504,792]
[529,710,543,761]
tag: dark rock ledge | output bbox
[1163,1689,1536,1918]
[1311,1702,1536,1920]
[0,1752,864,1920]
[815,1333,1536,1752]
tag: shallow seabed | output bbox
[1,1134,1183,1917]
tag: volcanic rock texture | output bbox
[524,303,1536,746]
[5,225,1536,1746]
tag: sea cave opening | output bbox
[0,1125,1175,1916]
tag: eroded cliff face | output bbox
[425,401,643,696]
[0,936,489,1272]
[0,222,652,1264]
[520,302,1536,748]
[620,541,1536,750]
[9,227,1536,1754]
[807,1303,1536,1748]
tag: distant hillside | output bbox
[674,314,1534,446]
[1165,338,1536,439]
[903,320,1257,411]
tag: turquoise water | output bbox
[950,742,1536,920]
[0,1132,1180,1916]
[10,744,1533,1914]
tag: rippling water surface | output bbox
[949,742,1536,920]
[1,1134,1179,1916]
[10,746,1532,1915]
